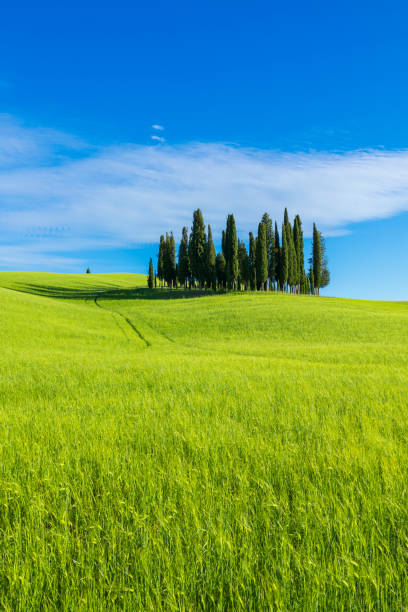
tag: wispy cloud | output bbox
[1,115,408,268]
[151,135,166,143]
[152,124,164,131]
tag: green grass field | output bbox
[0,271,407,610]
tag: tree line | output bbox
[148,208,329,294]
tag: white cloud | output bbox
[1,116,408,268]
[151,135,166,143]
[152,124,164,131]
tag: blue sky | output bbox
[1,0,408,299]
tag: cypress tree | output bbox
[274,222,280,290]
[261,213,273,289]
[157,235,165,287]
[249,232,257,291]
[225,214,239,289]
[256,222,268,291]
[279,224,289,291]
[283,209,296,293]
[206,225,216,289]
[287,224,296,293]
[238,239,250,290]
[178,226,190,288]
[148,257,154,289]
[163,232,176,287]
[312,223,321,295]
[319,232,330,290]
[293,215,305,294]
[221,230,226,258]
[190,209,207,288]
[309,265,314,295]
[216,252,226,289]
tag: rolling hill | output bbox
[0,272,407,609]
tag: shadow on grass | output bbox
[8,283,222,301]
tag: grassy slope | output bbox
[0,273,408,609]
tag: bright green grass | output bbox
[0,272,408,610]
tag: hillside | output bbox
[0,272,407,609]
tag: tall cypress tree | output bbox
[178,226,190,288]
[274,222,280,290]
[163,232,176,287]
[283,209,296,293]
[256,222,268,291]
[148,257,154,289]
[261,212,273,290]
[190,209,207,287]
[279,223,289,291]
[225,214,239,289]
[157,235,165,287]
[312,223,321,296]
[206,225,216,289]
[221,230,226,258]
[319,232,330,291]
[293,215,305,294]
[249,232,257,291]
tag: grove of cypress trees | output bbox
[178,226,190,288]
[151,208,329,296]
[312,223,321,296]
[190,209,207,288]
[206,225,216,289]
[148,258,154,288]
[256,222,268,291]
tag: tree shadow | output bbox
[9,283,221,301]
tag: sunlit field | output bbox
[0,272,407,609]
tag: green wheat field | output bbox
[0,271,407,610]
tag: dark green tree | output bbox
[319,233,330,290]
[238,239,250,290]
[261,212,273,290]
[157,235,165,287]
[279,224,289,291]
[216,252,226,288]
[249,232,257,291]
[177,226,190,288]
[224,214,239,289]
[148,257,154,288]
[189,209,207,287]
[206,225,216,289]
[309,265,314,295]
[293,215,305,294]
[273,222,280,290]
[312,223,321,295]
[163,232,176,287]
[256,222,268,291]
